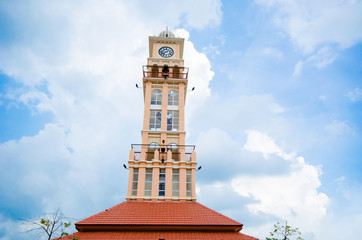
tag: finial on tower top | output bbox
[159,27,175,38]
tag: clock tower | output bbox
[65,29,259,240]
[126,29,197,201]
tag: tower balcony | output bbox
[143,65,189,80]
[130,144,195,162]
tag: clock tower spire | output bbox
[126,29,197,201]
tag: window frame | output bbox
[172,169,180,197]
[167,110,179,131]
[168,90,179,106]
[186,169,192,197]
[151,89,162,105]
[144,168,153,196]
[149,110,162,130]
[159,169,166,196]
[132,168,139,196]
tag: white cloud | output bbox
[306,46,338,69]
[233,130,328,231]
[175,29,214,119]
[244,130,293,160]
[292,46,337,77]
[0,1,219,237]
[347,87,362,102]
[292,60,304,78]
[256,0,362,54]
[244,130,282,159]
[202,44,221,58]
[256,0,362,76]
[259,47,283,60]
[127,0,222,30]
[325,120,353,135]
[195,128,329,239]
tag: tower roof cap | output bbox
[159,28,175,38]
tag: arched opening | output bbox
[167,143,179,161]
[147,142,160,161]
[162,65,169,79]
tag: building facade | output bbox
[127,29,196,202]
[62,29,258,240]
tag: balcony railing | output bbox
[143,65,189,79]
[131,144,195,162]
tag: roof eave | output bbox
[76,224,243,232]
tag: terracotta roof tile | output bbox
[61,231,258,240]
[76,201,242,227]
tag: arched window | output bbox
[168,90,178,105]
[151,89,162,105]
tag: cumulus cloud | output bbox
[233,130,328,230]
[0,1,219,237]
[175,29,214,119]
[194,128,328,239]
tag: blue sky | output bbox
[0,0,362,239]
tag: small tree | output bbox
[266,221,303,240]
[24,208,78,240]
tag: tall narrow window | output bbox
[167,110,179,131]
[149,110,161,130]
[186,169,192,197]
[159,169,165,196]
[132,168,139,196]
[144,168,152,196]
[168,90,178,105]
[151,89,162,105]
[172,169,179,197]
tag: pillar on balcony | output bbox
[191,150,196,162]
[154,149,159,161]
[129,149,135,161]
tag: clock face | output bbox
[158,46,174,58]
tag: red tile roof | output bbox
[61,231,258,240]
[76,201,243,231]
